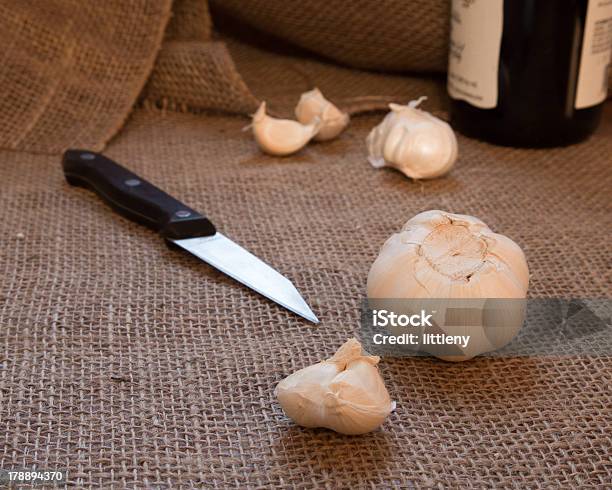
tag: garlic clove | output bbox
[366,97,458,179]
[324,358,394,435]
[275,362,342,429]
[275,338,394,435]
[445,262,526,299]
[327,337,365,366]
[295,88,350,141]
[252,101,319,156]
[435,322,496,362]
[366,108,401,168]
[367,234,423,299]
[486,232,530,291]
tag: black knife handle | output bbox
[62,149,216,240]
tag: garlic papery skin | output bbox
[295,88,350,141]
[252,102,319,156]
[367,210,529,361]
[366,97,458,179]
[275,338,395,435]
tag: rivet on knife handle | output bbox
[62,149,216,239]
[62,150,319,323]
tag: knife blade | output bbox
[62,150,318,323]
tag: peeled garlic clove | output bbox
[367,210,529,361]
[366,97,458,179]
[275,338,395,435]
[252,102,318,156]
[295,88,350,141]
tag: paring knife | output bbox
[62,150,318,323]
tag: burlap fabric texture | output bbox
[1,0,611,488]
[0,0,172,154]
[209,0,451,72]
[3,0,610,153]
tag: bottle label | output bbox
[447,0,504,109]
[575,0,612,109]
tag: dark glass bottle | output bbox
[448,0,612,147]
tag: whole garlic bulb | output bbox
[295,88,350,141]
[251,102,319,156]
[275,338,395,435]
[366,97,458,179]
[367,211,529,361]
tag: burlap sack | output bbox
[209,0,451,72]
[0,1,611,487]
[150,0,612,118]
[143,0,260,115]
[210,0,612,94]
[143,40,260,115]
[164,0,212,41]
[1,100,610,487]
[1,0,609,153]
[0,0,171,154]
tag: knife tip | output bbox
[300,310,319,324]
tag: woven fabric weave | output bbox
[0,1,611,488]
[0,0,171,154]
[164,0,212,42]
[142,0,262,115]
[142,40,260,115]
[210,0,451,73]
[1,0,609,154]
[1,96,610,487]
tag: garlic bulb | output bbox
[367,210,529,361]
[251,102,319,156]
[366,97,458,179]
[295,88,350,141]
[275,338,395,435]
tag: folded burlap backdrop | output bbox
[1,1,611,488]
